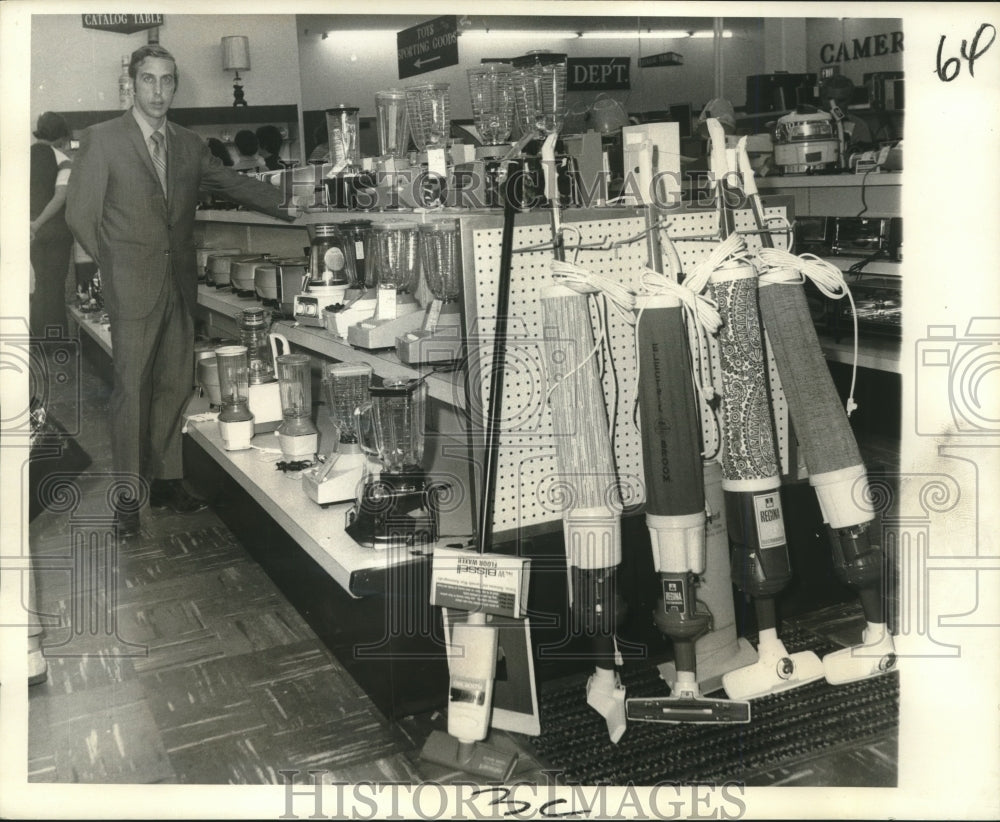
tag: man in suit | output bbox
[66,44,297,536]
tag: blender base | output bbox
[345,474,439,550]
[248,381,282,434]
[347,309,425,351]
[396,323,463,364]
[276,430,318,460]
[302,452,366,506]
[219,418,255,451]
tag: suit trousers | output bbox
[107,274,193,484]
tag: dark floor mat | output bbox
[529,626,898,786]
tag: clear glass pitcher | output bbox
[511,52,568,136]
[404,83,450,152]
[275,353,313,424]
[371,220,420,292]
[467,65,515,146]
[235,306,274,384]
[355,377,426,473]
[375,89,410,158]
[322,362,373,444]
[419,219,461,302]
[215,345,252,422]
[325,105,361,169]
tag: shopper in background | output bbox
[66,44,298,537]
[206,136,234,166]
[256,124,284,171]
[307,122,330,164]
[232,129,266,173]
[30,111,75,337]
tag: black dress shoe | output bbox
[150,479,208,514]
[115,509,141,538]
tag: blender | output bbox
[325,220,379,339]
[405,83,451,208]
[396,219,463,364]
[236,307,283,433]
[466,64,515,207]
[294,224,351,327]
[303,363,373,506]
[373,88,413,211]
[323,104,373,208]
[275,352,319,460]
[215,345,254,451]
[510,53,576,209]
[345,376,439,549]
[347,220,424,350]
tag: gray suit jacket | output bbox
[66,111,295,321]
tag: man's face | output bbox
[132,56,176,127]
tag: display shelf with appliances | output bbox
[183,390,462,598]
[754,172,901,218]
[197,284,464,406]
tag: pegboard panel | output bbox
[465,206,790,536]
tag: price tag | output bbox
[374,286,397,321]
[427,147,448,182]
[423,299,443,332]
[431,547,531,619]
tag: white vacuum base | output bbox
[586,673,627,744]
[656,636,759,696]
[824,624,897,685]
[722,641,825,701]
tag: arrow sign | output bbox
[397,15,458,80]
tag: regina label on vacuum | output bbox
[753,491,785,549]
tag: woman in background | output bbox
[232,129,266,173]
[256,124,284,171]
[30,111,74,337]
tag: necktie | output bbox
[150,131,167,195]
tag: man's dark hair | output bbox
[206,137,234,166]
[234,130,259,157]
[256,125,283,156]
[129,44,178,83]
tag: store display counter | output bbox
[67,304,112,357]
[184,398,468,599]
[755,172,902,218]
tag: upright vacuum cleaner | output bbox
[625,285,751,724]
[420,141,530,780]
[538,133,627,743]
[734,138,897,684]
[700,119,825,701]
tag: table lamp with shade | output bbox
[221,35,250,107]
